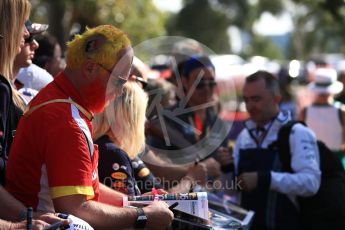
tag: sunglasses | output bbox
[133,75,148,89]
[196,80,217,89]
[96,62,128,88]
[24,34,35,44]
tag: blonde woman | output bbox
[93,81,149,195]
[93,81,207,195]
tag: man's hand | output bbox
[9,219,50,230]
[33,212,63,224]
[143,201,174,230]
[186,163,207,186]
[202,157,221,178]
[215,147,233,166]
[238,172,258,192]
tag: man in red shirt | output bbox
[6,25,173,230]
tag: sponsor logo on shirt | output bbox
[111,172,128,180]
[113,181,125,188]
[112,163,120,171]
[92,170,98,181]
[138,168,150,178]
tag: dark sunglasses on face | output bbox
[196,80,217,89]
[24,34,35,44]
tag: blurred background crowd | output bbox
[25,0,345,127]
[3,0,345,229]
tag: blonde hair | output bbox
[0,0,31,109]
[93,82,148,159]
[66,25,131,70]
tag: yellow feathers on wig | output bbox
[66,25,131,70]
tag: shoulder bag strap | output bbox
[24,98,93,121]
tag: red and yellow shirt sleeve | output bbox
[45,112,99,200]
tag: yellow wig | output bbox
[66,25,131,70]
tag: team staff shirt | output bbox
[233,111,321,204]
[6,72,99,212]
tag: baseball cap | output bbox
[182,55,215,77]
[25,20,49,35]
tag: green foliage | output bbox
[28,0,345,60]
[257,0,284,15]
[243,35,284,60]
[96,0,166,46]
[166,0,286,55]
[167,0,231,53]
[288,0,345,59]
[29,0,166,50]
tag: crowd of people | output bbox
[1,0,345,230]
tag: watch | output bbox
[134,207,147,229]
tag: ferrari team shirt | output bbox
[6,72,99,212]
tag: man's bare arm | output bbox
[142,150,189,181]
[53,194,173,230]
[54,195,136,230]
[0,185,26,221]
[98,183,125,206]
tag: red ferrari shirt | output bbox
[6,72,99,212]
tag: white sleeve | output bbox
[233,131,247,175]
[270,124,321,196]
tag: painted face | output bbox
[185,66,216,106]
[82,75,109,113]
[82,47,134,113]
[242,78,280,125]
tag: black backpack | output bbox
[275,121,345,230]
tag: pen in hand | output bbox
[187,160,200,193]
[43,219,71,230]
[26,207,32,230]
[169,202,179,211]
